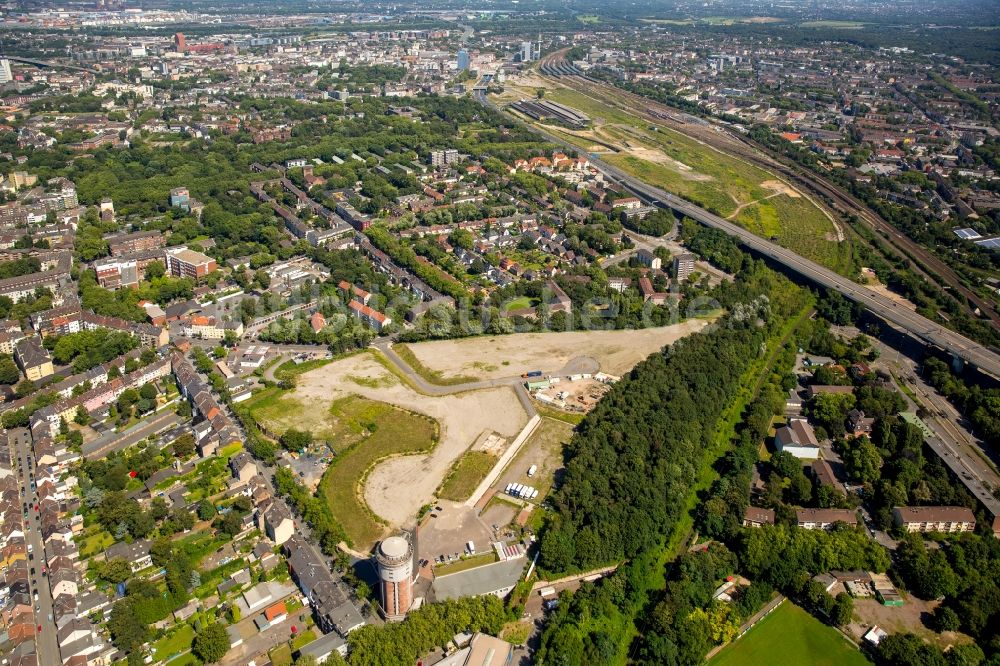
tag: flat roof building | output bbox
[165,246,216,280]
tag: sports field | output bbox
[709,601,871,666]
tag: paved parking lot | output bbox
[417,501,494,565]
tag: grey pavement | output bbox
[83,409,185,459]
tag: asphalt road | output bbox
[369,338,604,417]
[9,427,59,665]
[833,325,1000,523]
[82,410,185,460]
[474,91,1000,380]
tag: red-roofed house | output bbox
[264,601,287,624]
[348,300,391,333]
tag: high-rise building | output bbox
[174,32,187,53]
[430,148,460,168]
[375,536,413,621]
[673,253,696,282]
[0,59,12,85]
[520,41,534,62]
[457,49,470,71]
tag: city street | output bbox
[82,409,185,459]
[8,427,59,666]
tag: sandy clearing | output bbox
[403,320,711,381]
[860,268,917,310]
[761,179,801,198]
[295,353,529,528]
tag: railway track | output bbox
[535,51,999,329]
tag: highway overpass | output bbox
[5,56,99,75]
[476,91,1000,380]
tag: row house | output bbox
[283,536,365,637]
[0,269,69,305]
[29,357,171,438]
[171,352,242,455]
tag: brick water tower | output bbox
[376,535,413,621]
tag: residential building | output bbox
[229,452,258,484]
[743,506,775,527]
[430,149,460,168]
[348,299,391,332]
[847,409,875,437]
[165,246,217,279]
[775,418,820,458]
[260,501,295,546]
[635,248,661,270]
[108,230,165,256]
[796,508,858,530]
[14,337,53,381]
[892,506,976,533]
[105,539,152,572]
[674,253,696,281]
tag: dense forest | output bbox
[535,248,811,663]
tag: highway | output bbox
[538,50,999,327]
[5,55,99,75]
[474,90,1000,380]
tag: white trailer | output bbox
[527,464,538,477]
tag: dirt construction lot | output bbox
[402,320,710,382]
[294,352,530,528]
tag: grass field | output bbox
[710,602,871,666]
[250,389,347,442]
[151,624,194,662]
[437,450,498,502]
[503,84,852,275]
[318,396,438,549]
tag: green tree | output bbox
[192,623,229,663]
[108,599,150,654]
[100,558,133,584]
[0,356,19,384]
[831,592,853,626]
[197,500,216,521]
[172,433,196,458]
[280,428,312,451]
[841,436,883,483]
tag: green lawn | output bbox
[151,624,194,662]
[437,450,497,502]
[504,296,537,312]
[290,629,316,650]
[79,527,115,558]
[435,552,498,576]
[318,396,438,549]
[270,643,292,666]
[710,602,870,666]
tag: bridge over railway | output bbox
[475,89,1000,380]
